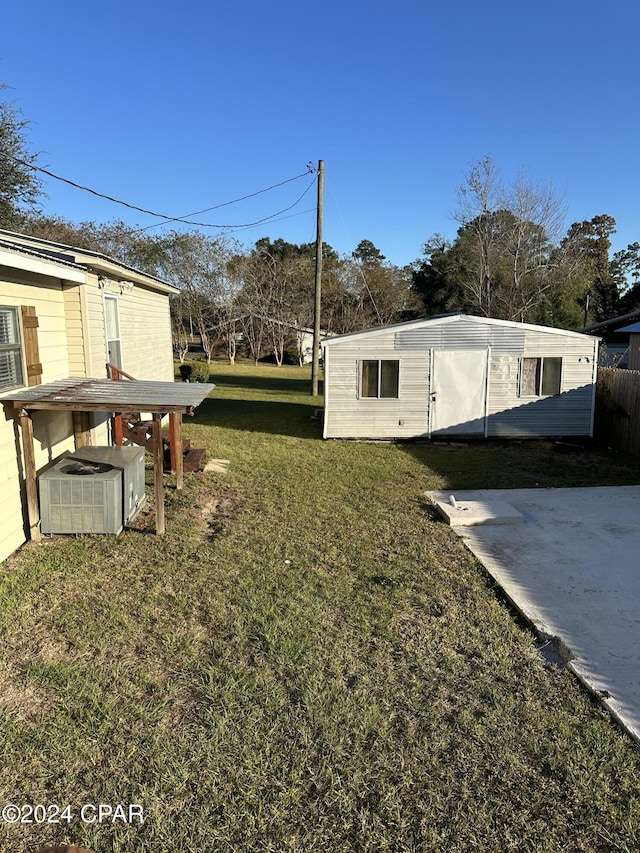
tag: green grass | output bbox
[2,359,640,852]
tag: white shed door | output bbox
[430,350,487,435]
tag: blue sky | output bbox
[1,0,638,268]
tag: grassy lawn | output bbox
[2,360,640,852]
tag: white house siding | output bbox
[80,277,174,444]
[62,284,88,376]
[83,275,174,382]
[117,284,174,381]
[0,235,178,563]
[323,316,598,440]
[0,272,76,563]
[83,276,107,378]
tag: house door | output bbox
[430,350,487,436]
[104,294,122,370]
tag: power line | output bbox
[217,179,317,230]
[222,206,316,235]
[132,166,317,232]
[0,151,315,228]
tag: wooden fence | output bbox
[595,367,640,455]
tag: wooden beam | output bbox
[113,413,123,446]
[152,413,165,535]
[19,409,41,543]
[170,412,184,490]
[73,411,92,448]
[169,411,177,474]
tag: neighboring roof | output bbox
[322,313,597,347]
[0,229,179,295]
[577,310,640,335]
[616,322,640,334]
[3,377,214,414]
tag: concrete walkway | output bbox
[427,486,640,744]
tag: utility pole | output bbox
[311,159,324,396]
[584,291,590,328]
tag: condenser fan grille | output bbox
[60,461,113,476]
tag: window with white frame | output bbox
[0,307,24,392]
[520,356,562,397]
[104,294,123,369]
[360,359,399,398]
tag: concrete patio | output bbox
[427,486,640,744]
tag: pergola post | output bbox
[74,411,92,448]
[152,412,165,535]
[19,408,41,543]
[169,412,184,490]
[112,413,124,446]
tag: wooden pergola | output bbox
[5,377,215,540]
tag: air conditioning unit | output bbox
[39,446,146,535]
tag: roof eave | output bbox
[0,229,179,295]
[0,245,87,283]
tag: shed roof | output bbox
[3,377,214,413]
[321,313,596,347]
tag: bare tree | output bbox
[500,174,566,321]
[452,156,567,322]
[234,246,316,365]
[233,252,274,364]
[155,232,238,363]
[452,155,504,317]
[170,294,190,363]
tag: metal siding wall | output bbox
[323,330,430,438]
[487,331,596,436]
[395,318,526,352]
[324,318,596,438]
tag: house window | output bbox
[0,307,24,392]
[104,294,122,369]
[520,357,562,397]
[361,359,399,398]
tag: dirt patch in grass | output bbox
[198,483,245,540]
[0,661,50,722]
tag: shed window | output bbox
[520,357,562,397]
[0,307,24,392]
[361,359,399,398]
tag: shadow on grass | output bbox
[192,397,323,439]
[399,438,640,490]
[208,372,323,397]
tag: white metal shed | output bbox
[321,314,599,440]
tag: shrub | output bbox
[284,349,300,366]
[190,361,211,383]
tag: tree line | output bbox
[6,214,420,364]
[3,91,640,365]
[411,156,640,329]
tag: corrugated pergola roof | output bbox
[5,377,215,413]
